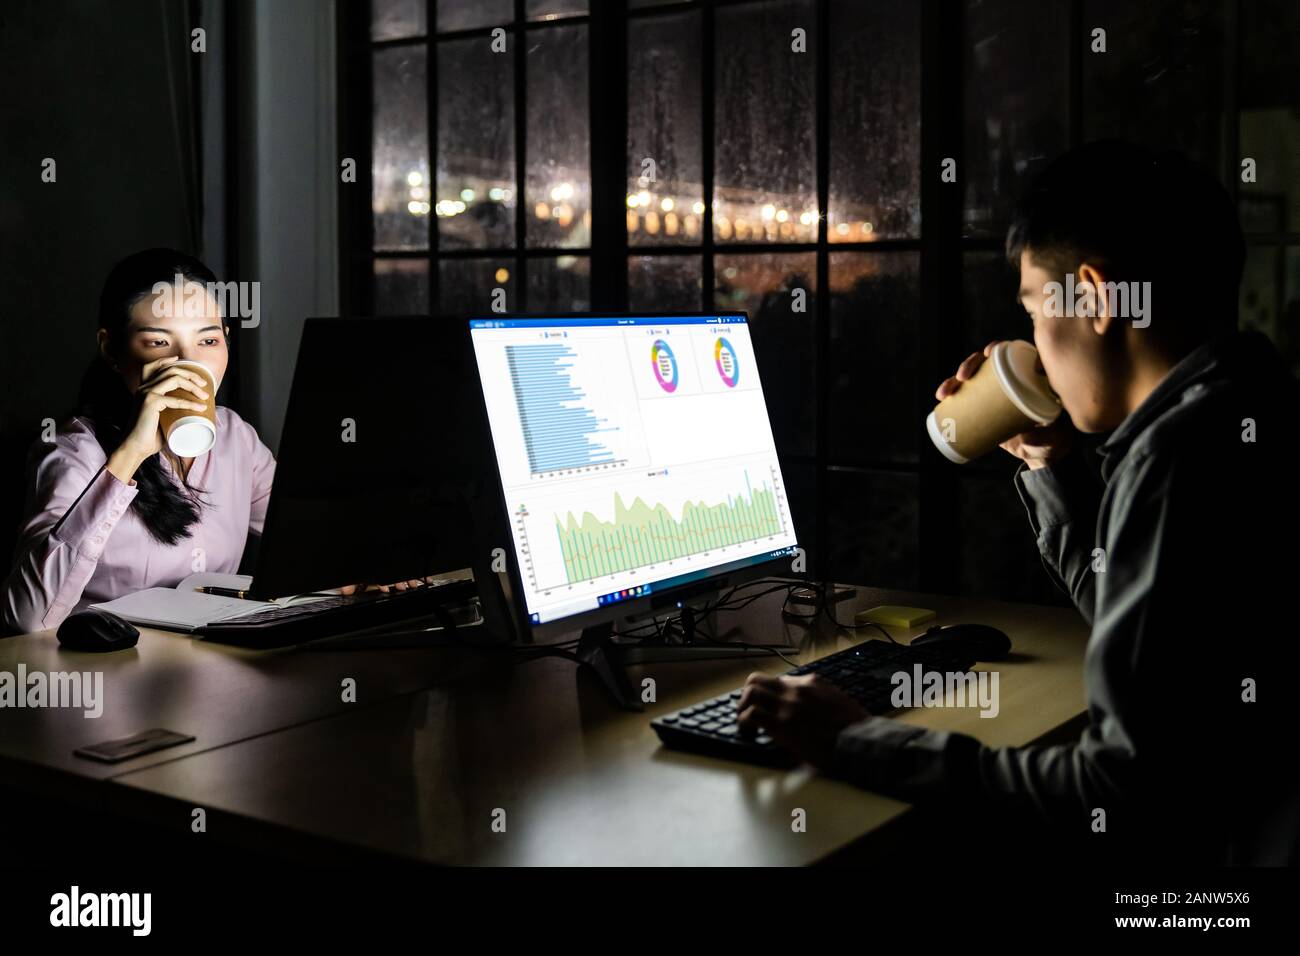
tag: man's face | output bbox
[1017,249,1124,433]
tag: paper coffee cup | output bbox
[926,340,1061,464]
[158,360,217,457]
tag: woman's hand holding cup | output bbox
[106,357,210,482]
[127,357,211,456]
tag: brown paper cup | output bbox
[926,341,1061,464]
[158,360,217,457]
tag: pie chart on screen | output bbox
[715,337,739,387]
[651,339,678,392]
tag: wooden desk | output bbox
[0,609,488,794]
[14,584,1090,865]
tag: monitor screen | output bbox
[469,314,799,626]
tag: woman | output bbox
[1,249,274,633]
[2,249,422,635]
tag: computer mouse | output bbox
[56,609,140,652]
[910,623,1011,661]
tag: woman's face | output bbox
[102,281,230,393]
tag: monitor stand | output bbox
[575,620,793,712]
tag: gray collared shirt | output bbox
[832,330,1300,864]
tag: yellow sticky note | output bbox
[855,605,937,629]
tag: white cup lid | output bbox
[168,417,216,457]
[168,359,215,389]
[992,341,1062,425]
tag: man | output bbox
[738,141,1300,865]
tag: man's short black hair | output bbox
[1006,140,1245,331]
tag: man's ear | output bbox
[1077,262,1116,334]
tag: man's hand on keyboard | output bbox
[737,673,869,770]
[337,576,438,595]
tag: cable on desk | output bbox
[300,577,882,671]
[777,581,900,644]
[612,577,800,646]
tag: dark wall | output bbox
[0,0,199,553]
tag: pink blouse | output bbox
[2,407,276,634]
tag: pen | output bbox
[194,585,262,600]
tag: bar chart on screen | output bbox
[503,337,648,478]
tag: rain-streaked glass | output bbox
[437,0,512,32]
[628,256,703,311]
[1238,0,1300,233]
[526,25,591,248]
[963,0,1069,237]
[371,0,427,40]
[714,0,816,244]
[372,47,429,251]
[828,252,920,465]
[374,258,430,315]
[826,469,919,589]
[528,256,592,311]
[527,0,588,21]
[829,0,921,241]
[627,10,703,247]
[1082,0,1226,172]
[440,258,517,314]
[438,36,516,249]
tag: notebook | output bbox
[89,573,333,633]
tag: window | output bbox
[344,0,1300,599]
[360,0,592,319]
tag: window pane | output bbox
[437,0,512,32]
[374,258,430,315]
[714,0,816,244]
[439,258,516,314]
[372,0,426,40]
[438,37,516,249]
[628,255,703,311]
[528,256,591,311]
[527,0,588,21]
[1240,245,1300,377]
[1240,111,1300,234]
[963,0,1070,237]
[527,25,591,248]
[959,476,1068,604]
[826,468,919,589]
[829,0,921,242]
[1239,0,1300,233]
[828,253,920,465]
[627,10,703,247]
[373,47,429,251]
[714,253,816,459]
[1082,0,1226,171]
[963,250,1026,355]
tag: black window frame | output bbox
[339,0,1280,593]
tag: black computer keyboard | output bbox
[196,578,476,648]
[651,638,978,767]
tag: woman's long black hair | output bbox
[78,248,224,545]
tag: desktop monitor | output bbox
[249,316,493,602]
[468,312,800,641]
